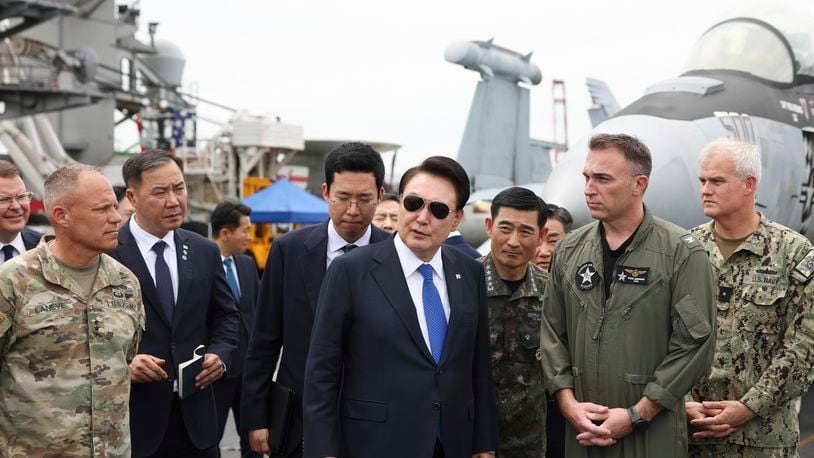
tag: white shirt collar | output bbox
[394,233,444,279]
[1,232,26,259]
[327,220,372,253]
[447,230,462,239]
[130,216,176,253]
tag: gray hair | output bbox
[699,139,762,183]
[44,164,101,212]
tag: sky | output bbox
[134,0,812,172]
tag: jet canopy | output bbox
[683,6,814,84]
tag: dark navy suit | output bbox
[303,238,498,458]
[21,227,43,250]
[444,234,482,259]
[214,253,260,457]
[109,224,240,457]
[241,220,390,457]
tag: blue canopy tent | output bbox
[242,178,328,224]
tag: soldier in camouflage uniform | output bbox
[687,139,814,457]
[482,187,549,457]
[0,165,145,457]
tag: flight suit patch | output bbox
[615,266,650,285]
[680,234,699,248]
[576,262,598,291]
[794,250,814,280]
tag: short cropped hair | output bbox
[323,142,385,192]
[211,200,252,236]
[699,139,761,183]
[489,187,547,229]
[44,164,101,212]
[122,150,183,189]
[547,203,574,232]
[399,156,470,210]
[0,160,21,179]
[590,133,652,178]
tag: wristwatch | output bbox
[627,406,649,432]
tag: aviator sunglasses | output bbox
[403,195,452,219]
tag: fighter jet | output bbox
[543,4,814,238]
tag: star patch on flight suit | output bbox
[576,262,598,291]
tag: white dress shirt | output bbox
[220,254,241,296]
[394,235,451,351]
[0,232,26,265]
[129,217,179,301]
[326,221,372,268]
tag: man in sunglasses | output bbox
[482,186,549,457]
[0,160,42,263]
[243,142,391,457]
[539,133,716,457]
[303,156,498,458]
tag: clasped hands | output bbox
[685,400,756,439]
[129,353,225,389]
[561,400,629,447]
[558,390,663,447]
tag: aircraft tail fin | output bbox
[586,77,621,127]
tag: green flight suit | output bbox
[482,254,548,457]
[540,209,716,457]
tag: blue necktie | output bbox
[223,257,241,302]
[1,245,15,262]
[341,244,357,254]
[418,264,447,364]
[152,241,175,322]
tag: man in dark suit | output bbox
[303,156,498,458]
[242,142,390,457]
[0,160,42,262]
[210,200,262,458]
[445,230,482,259]
[108,151,240,458]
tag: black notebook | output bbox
[178,345,206,399]
[267,381,295,454]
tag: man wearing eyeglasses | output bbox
[303,156,498,458]
[0,160,42,263]
[243,142,391,457]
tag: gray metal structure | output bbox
[445,39,562,192]
[543,4,814,242]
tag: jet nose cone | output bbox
[542,114,711,231]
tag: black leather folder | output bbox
[267,381,295,454]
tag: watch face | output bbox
[633,419,649,432]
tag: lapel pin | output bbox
[455,274,461,279]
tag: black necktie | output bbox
[1,245,14,262]
[152,241,175,322]
[341,244,357,254]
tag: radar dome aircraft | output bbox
[544,4,814,239]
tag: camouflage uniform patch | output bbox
[689,216,814,453]
[482,254,548,457]
[0,238,145,457]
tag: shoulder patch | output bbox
[794,249,814,280]
[680,234,700,249]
